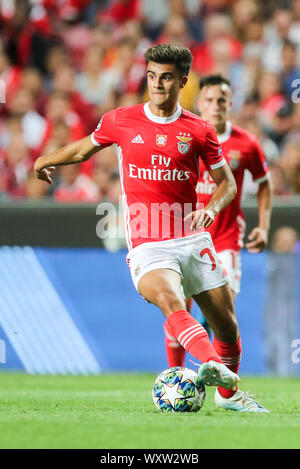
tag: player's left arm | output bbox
[203,162,237,227]
[187,121,237,230]
[187,162,237,230]
[245,177,273,253]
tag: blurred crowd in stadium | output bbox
[0,0,300,202]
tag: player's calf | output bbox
[193,284,239,344]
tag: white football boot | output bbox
[214,388,270,413]
[198,360,240,390]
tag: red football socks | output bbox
[167,310,222,364]
[213,336,242,398]
[164,321,186,367]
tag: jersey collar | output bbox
[144,101,182,124]
[217,121,232,143]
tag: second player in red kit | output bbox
[164,75,272,412]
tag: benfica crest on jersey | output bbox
[228,150,242,169]
[156,135,167,147]
[176,132,192,154]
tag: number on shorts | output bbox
[200,248,216,271]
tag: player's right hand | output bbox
[35,166,55,184]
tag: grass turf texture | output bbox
[0,373,300,449]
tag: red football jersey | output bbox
[92,103,224,250]
[196,122,269,252]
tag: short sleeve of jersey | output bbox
[91,109,118,147]
[246,137,269,184]
[201,121,225,170]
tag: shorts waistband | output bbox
[127,232,210,257]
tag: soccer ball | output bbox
[152,366,206,412]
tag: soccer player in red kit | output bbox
[34,45,269,412]
[164,74,272,411]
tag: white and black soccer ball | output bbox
[152,367,206,412]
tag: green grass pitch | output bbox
[0,373,300,449]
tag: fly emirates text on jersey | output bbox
[128,155,191,182]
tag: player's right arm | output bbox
[34,136,102,184]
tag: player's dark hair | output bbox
[144,44,193,76]
[199,74,231,90]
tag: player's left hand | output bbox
[184,208,216,230]
[245,227,268,253]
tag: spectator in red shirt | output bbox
[52,64,97,133]
[1,134,32,198]
[54,164,99,202]
[192,13,243,75]
[257,70,287,129]
[7,87,47,151]
[41,91,86,149]
[0,49,22,107]
[21,67,49,117]
[100,0,141,25]
[157,14,194,48]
